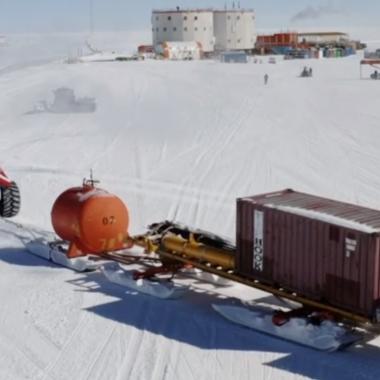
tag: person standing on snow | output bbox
[264,73,269,85]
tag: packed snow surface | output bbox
[1,33,380,379]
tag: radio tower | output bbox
[89,0,94,35]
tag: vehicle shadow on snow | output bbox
[266,343,380,380]
[0,247,59,269]
[66,271,380,380]
[0,223,60,268]
[69,271,291,351]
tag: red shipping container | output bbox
[236,189,380,321]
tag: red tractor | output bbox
[0,168,20,218]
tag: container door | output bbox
[325,229,361,311]
[236,200,254,277]
[236,202,271,281]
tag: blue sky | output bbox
[0,0,378,33]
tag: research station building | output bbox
[152,8,257,53]
[213,9,256,51]
[152,9,215,53]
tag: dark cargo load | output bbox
[236,189,380,321]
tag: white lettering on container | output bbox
[253,210,264,272]
[345,237,357,258]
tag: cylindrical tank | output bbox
[51,184,129,257]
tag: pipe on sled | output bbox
[161,234,235,270]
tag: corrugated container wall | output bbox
[236,189,380,321]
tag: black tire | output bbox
[0,181,20,218]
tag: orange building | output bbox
[256,32,298,50]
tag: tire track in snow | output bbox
[0,333,47,379]
[115,305,162,380]
[0,59,61,77]
[42,313,117,380]
[82,325,117,380]
[194,95,259,182]
[163,97,251,222]
[13,164,236,215]
[40,313,89,380]
[163,87,266,225]
[116,327,148,380]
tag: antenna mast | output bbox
[89,0,94,35]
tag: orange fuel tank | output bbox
[51,183,130,258]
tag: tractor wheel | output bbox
[0,181,20,218]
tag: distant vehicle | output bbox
[115,55,144,62]
[30,88,96,114]
[300,66,313,78]
[268,57,276,64]
[370,70,380,80]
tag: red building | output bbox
[256,32,299,52]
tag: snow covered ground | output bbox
[1,33,380,379]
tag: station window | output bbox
[184,27,188,32]
[156,16,159,21]
[168,16,171,21]
[163,27,167,32]
[184,16,187,20]
[237,39,241,43]
[227,15,231,20]
[194,16,198,21]
[227,39,231,43]
[195,27,198,31]
[237,16,240,20]
[156,27,159,32]
[204,27,207,31]
[173,27,177,31]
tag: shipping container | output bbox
[138,45,154,54]
[257,33,298,47]
[236,189,380,321]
